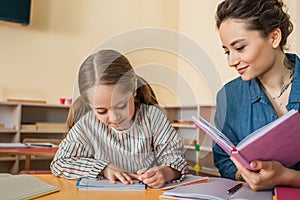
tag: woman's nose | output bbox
[228,52,240,68]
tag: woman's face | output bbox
[219,19,279,81]
[88,84,135,130]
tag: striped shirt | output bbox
[50,104,188,179]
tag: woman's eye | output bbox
[236,46,245,51]
[224,51,229,55]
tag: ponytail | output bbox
[135,76,159,108]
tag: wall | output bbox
[0,0,179,104]
[0,0,299,105]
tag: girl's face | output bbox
[219,19,279,81]
[88,84,135,130]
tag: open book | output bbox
[160,177,272,200]
[0,174,59,200]
[76,174,208,191]
[191,109,300,170]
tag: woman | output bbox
[214,0,300,191]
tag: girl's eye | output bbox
[116,102,128,110]
[97,110,107,115]
[224,50,229,55]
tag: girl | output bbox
[214,0,300,191]
[50,49,187,188]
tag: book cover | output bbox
[191,109,300,170]
[0,174,59,200]
[160,177,272,200]
[275,186,300,200]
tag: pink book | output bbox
[191,109,300,170]
[275,187,300,200]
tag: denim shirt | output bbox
[213,53,300,179]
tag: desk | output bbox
[33,174,164,200]
[0,147,57,170]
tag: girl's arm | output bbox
[137,106,188,188]
[50,123,109,179]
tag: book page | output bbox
[191,116,234,154]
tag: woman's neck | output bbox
[258,54,294,94]
[258,53,295,116]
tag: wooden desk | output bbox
[33,174,164,200]
[0,147,57,170]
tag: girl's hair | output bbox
[65,96,90,136]
[78,49,158,110]
[215,0,293,50]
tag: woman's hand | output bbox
[101,163,138,184]
[231,156,288,191]
[137,166,180,188]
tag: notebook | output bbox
[191,109,300,170]
[0,174,59,200]
[77,174,208,191]
[77,178,146,190]
[160,177,272,200]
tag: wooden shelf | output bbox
[162,104,217,177]
[0,129,17,133]
[0,102,69,173]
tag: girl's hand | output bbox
[137,166,180,188]
[102,163,138,184]
[231,156,287,191]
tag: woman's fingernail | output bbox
[250,161,257,168]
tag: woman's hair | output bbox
[78,49,158,109]
[215,0,293,50]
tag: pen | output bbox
[227,183,243,195]
[138,143,169,185]
[143,142,169,174]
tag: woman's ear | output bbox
[270,28,282,48]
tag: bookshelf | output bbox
[0,102,69,173]
[162,104,220,177]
